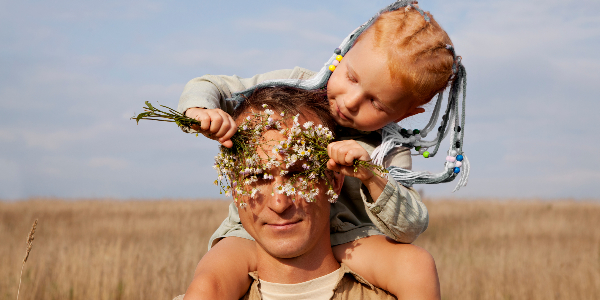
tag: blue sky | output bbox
[1,0,599,200]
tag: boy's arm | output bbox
[327,139,428,243]
[176,67,316,132]
[362,146,428,243]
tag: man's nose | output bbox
[268,182,294,214]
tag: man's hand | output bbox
[326,140,376,181]
[185,107,237,148]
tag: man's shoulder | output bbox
[333,264,397,300]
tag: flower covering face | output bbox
[214,105,339,207]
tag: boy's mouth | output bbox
[331,102,350,121]
[337,107,350,121]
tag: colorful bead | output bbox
[336,55,343,62]
[334,48,341,54]
[446,156,456,162]
[455,161,462,167]
[329,65,336,72]
[332,60,339,66]
[400,128,407,135]
[453,167,460,173]
[456,155,463,161]
[413,129,420,134]
[415,146,421,151]
[423,151,430,158]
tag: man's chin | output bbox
[258,237,311,259]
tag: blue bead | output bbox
[456,155,463,161]
[454,167,460,173]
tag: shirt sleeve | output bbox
[176,67,316,133]
[361,178,428,243]
[358,143,429,243]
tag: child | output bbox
[179,1,467,299]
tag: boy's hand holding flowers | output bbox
[185,107,238,148]
[327,140,389,201]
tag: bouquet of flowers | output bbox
[133,102,387,206]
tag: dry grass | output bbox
[0,199,229,300]
[1,198,599,300]
[414,199,600,300]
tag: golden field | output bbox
[1,199,599,300]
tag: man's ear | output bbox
[327,170,345,195]
[394,107,426,123]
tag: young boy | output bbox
[180,2,463,299]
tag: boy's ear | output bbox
[394,107,425,123]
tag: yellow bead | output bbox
[329,65,336,72]
[336,55,343,62]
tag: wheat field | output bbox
[1,199,599,300]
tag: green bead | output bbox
[400,128,407,134]
[423,151,430,158]
[415,146,421,151]
[413,129,420,134]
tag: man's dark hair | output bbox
[233,87,337,136]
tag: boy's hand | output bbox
[185,107,237,148]
[327,140,376,181]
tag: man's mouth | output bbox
[267,220,301,230]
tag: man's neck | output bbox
[255,242,340,284]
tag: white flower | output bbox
[303,121,313,129]
[262,104,268,108]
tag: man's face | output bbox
[235,111,342,259]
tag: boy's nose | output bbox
[344,90,363,112]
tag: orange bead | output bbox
[336,55,343,62]
[329,65,336,72]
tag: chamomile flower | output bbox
[212,105,385,208]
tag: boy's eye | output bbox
[371,100,384,111]
[346,72,357,83]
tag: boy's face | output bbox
[327,29,425,131]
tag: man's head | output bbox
[229,87,344,259]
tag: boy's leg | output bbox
[184,237,257,300]
[332,235,440,300]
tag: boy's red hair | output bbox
[365,8,455,105]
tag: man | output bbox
[178,87,440,300]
